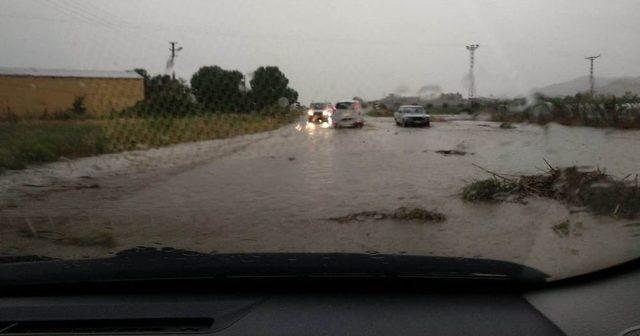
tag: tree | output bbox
[140,75,198,116]
[283,87,299,105]
[133,68,151,100]
[250,66,297,110]
[133,68,150,82]
[621,91,640,104]
[191,66,245,112]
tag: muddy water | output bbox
[2,118,640,280]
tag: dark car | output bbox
[307,102,334,123]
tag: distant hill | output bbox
[534,76,640,97]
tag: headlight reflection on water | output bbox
[295,120,331,133]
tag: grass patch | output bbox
[428,106,467,115]
[488,107,640,129]
[0,121,107,171]
[102,112,296,152]
[367,109,394,117]
[0,112,297,173]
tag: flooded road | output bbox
[2,117,640,280]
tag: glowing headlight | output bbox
[307,110,314,116]
[322,109,331,116]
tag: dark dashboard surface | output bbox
[0,251,566,335]
[0,282,563,336]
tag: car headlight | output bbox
[307,110,314,116]
[322,109,331,116]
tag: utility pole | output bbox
[585,54,601,96]
[465,44,480,101]
[168,41,183,80]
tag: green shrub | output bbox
[462,178,518,202]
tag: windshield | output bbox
[311,103,329,110]
[1,0,640,285]
[336,102,355,109]
[400,107,426,114]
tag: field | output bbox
[0,113,297,173]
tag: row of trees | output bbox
[131,66,298,116]
[191,66,298,112]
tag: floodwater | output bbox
[1,117,640,280]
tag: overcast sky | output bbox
[1,0,639,103]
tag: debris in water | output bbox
[288,157,296,161]
[22,184,48,188]
[22,183,99,190]
[17,228,117,248]
[500,122,515,129]
[553,220,571,237]
[436,150,469,156]
[391,207,446,222]
[462,178,518,202]
[328,207,446,223]
[329,211,382,223]
[464,163,640,219]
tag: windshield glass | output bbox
[1,0,639,285]
[336,102,355,109]
[401,107,426,114]
[311,103,329,110]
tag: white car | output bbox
[332,100,365,128]
[394,105,431,127]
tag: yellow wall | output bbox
[0,75,144,118]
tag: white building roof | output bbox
[0,67,142,79]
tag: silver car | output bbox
[394,105,431,127]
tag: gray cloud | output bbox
[1,0,639,103]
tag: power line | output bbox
[465,44,480,100]
[39,0,100,27]
[38,0,167,45]
[585,54,601,96]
